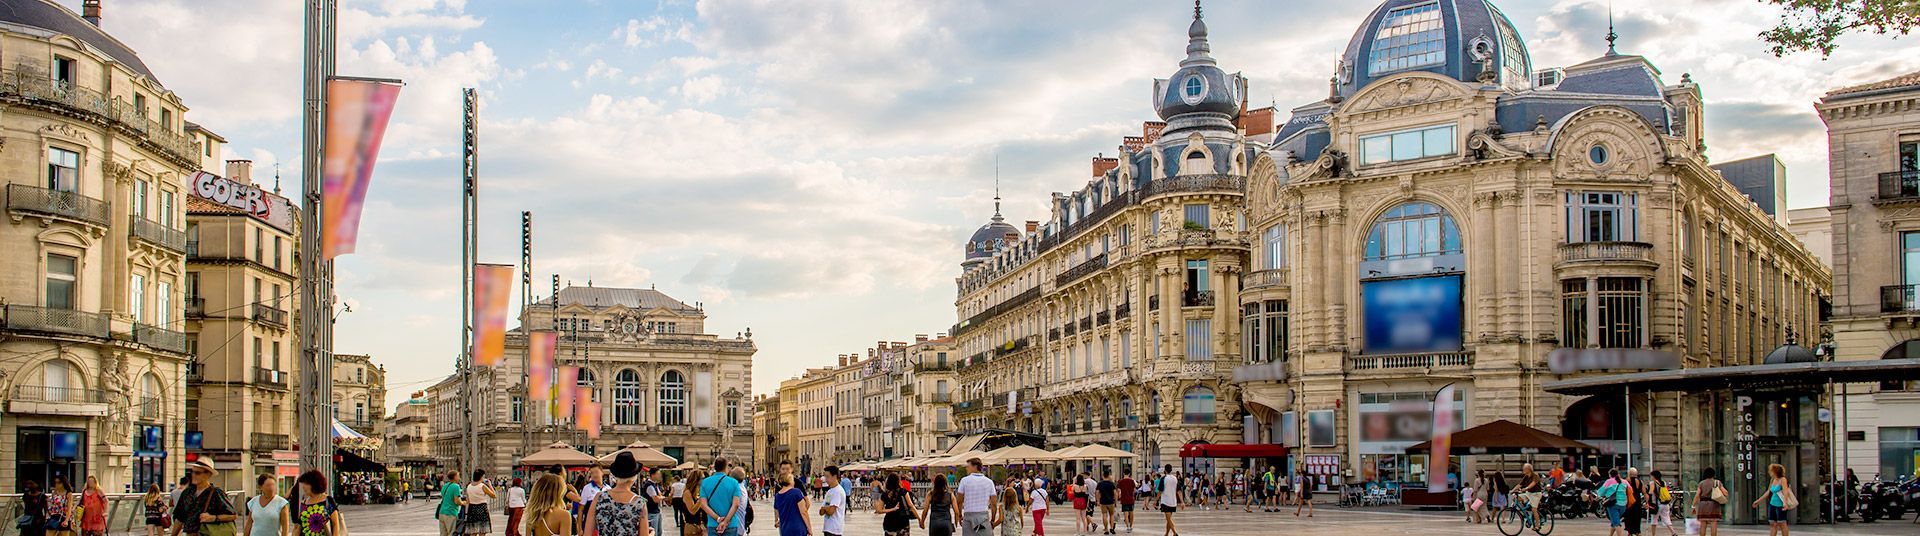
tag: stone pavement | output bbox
[342,497,1920,536]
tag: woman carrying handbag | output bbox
[1750,464,1793,536]
[1693,468,1725,536]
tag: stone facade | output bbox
[897,336,956,458]
[0,3,203,493]
[789,368,834,474]
[383,395,431,467]
[1818,70,1920,480]
[328,353,387,441]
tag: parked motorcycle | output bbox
[1820,478,1858,522]
[1859,479,1907,522]
[1541,484,1600,519]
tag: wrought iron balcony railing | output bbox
[185,296,207,318]
[253,303,289,327]
[1115,302,1131,319]
[1883,284,1920,314]
[1878,170,1920,202]
[1056,253,1109,287]
[130,216,187,253]
[250,432,290,452]
[2,304,108,339]
[1182,290,1215,307]
[134,323,188,354]
[254,367,289,387]
[7,184,109,227]
[0,71,202,163]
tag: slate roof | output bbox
[550,285,699,313]
[1824,69,1920,99]
[0,0,157,81]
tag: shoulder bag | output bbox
[1708,481,1727,504]
[1779,486,1798,510]
[198,489,236,536]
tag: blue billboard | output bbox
[1362,275,1464,354]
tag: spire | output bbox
[1605,2,1619,55]
[991,152,1004,223]
[1183,0,1215,67]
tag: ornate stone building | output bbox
[1819,69,1920,480]
[897,335,956,458]
[949,5,1255,474]
[1239,0,1828,487]
[329,353,387,440]
[458,285,755,476]
[0,0,202,493]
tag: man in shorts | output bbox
[1097,471,1118,535]
[1117,469,1138,533]
[1158,466,1180,536]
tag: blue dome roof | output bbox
[965,219,1020,261]
[1334,0,1532,100]
[1154,11,1240,122]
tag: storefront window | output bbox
[1881,427,1920,481]
[16,427,87,493]
[1182,387,1216,425]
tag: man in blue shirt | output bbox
[699,458,744,536]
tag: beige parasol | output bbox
[519,441,600,466]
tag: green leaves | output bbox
[1759,0,1920,57]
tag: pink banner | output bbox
[471,264,515,366]
[527,331,557,401]
[555,366,578,420]
[321,78,402,259]
[1430,383,1456,493]
[577,386,601,439]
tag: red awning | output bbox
[1179,443,1288,459]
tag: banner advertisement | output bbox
[556,367,579,420]
[1429,384,1455,493]
[1361,275,1464,354]
[471,263,515,366]
[321,77,403,258]
[577,386,601,439]
[527,331,557,401]
[189,171,294,231]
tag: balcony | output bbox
[1141,174,1246,198]
[1877,170,1920,202]
[7,384,108,417]
[1149,295,1160,311]
[1079,317,1092,331]
[1245,268,1290,291]
[913,361,953,373]
[138,396,162,421]
[1182,290,1215,307]
[927,392,953,404]
[6,184,109,227]
[1096,310,1110,326]
[186,362,204,382]
[130,216,187,253]
[898,415,913,426]
[340,419,377,434]
[0,71,202,163]
[934,421,951,432]
[252,303,289,328]
[2,304,108,339]
[1064,322,1078,336]
[1556,241,1654,267]
[254,367,289,387]
[951,286,1041,337]
[250,432,290,452]
[1056,253,1109,287]
[898,382,916,396]
[1115,302,1131,319]
[186,239,199,256]
[1049,327,1060,340]
[185,296,207,318]
[134,323,189,354]
[863,416,881,427]
[1347,351,1475,372]
[1883,285,1920,314]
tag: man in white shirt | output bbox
[956,458,998,536]
[1158,466,1180,536]
[580,467,605,506]
[819,466,848,536]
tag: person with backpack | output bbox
[1648,471,1677,536]
[1622,468,1646,536]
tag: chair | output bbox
[1363,482,1389,506]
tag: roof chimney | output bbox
[1142,121,1167,143]
[838,355,848,367]
[1092,154,1120,177]
[82,0,100,26]
[1025,220,1039,234]
[915,334,929,344]
[225,160,254,185]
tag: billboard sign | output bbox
[1362,275,1464,354]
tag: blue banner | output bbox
[1362,275,1464,354]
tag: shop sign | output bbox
[1735,395,1757,480]
[190,171,294,231]
[1547,349,1680,374]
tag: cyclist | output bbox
[1515,464,1544,530]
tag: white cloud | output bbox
[677,75,726,104]
[617,16,689,48]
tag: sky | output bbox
[72,0,1919,407]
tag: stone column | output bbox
[1302,212,1324,351]
[1473,192,1498,342]
[1497,191,1521,340]
[1164,262,1184,360]
[1326,209,1348,351]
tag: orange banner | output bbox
[320,78,402,258]
[527,331,557,401]
[577,386,601,439]
[555,366,578,420]
[471,264,515,366]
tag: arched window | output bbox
[613,369,642,425]
[658,371,686,426]
[1182,387,1216,425]
[1364,202,1460,260]
[1883,340,1920,391]
[139,373,162,420]
[1103,400,1113,429]
[1120,397,1136,429]
[1084,401,1095,429]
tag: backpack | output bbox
[1656,482,1671,504]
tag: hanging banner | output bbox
[555,367,579,420]
[471,263,515,366]
[527,331,557,401]
[1429,383,1456,493]
[577,386,601,439]
[321,77,403,258]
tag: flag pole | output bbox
[298,0,338,478]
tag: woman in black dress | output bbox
[920,476,954,536]
[21,480,48,536]
[874,473,922,536]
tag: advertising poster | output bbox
[1361,275,1463,354]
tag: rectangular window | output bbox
[46,254,77,309]
[159,190,176,227]
[252,337,263,369]
[1879,427,1920,481]
[1186,259,1210,293]
[1262,224,1286,269]
[185,272,199,301]
[134,94,147,116]
[271,341,281,370]
[1561,279,1589,348]
[1359,124,1455,164]
[1183,204,1209,229]
[1243,303,1263,363]
[726,400,739,426]
[1120,330,1132,369]
[1185,318,1212,360]
[155,281,171,328]
[160,109,173,131]
[1149,210,1161,235]
[1901,140,1918,172]
[129,274,145,322]
[273,236,283,271]
[47,147,79,192]
[1903,232,1920,287]
[254,228,263,262]
[1266,300,1289,363]
[1567,191,1638,242]
[53,56,75,86]
[511,396,524,423]
[131,180,149,218]
[1368,1,1445,75]
[1595,277,1645,349]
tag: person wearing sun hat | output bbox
[585,452,651,536]
[171,460,237,536]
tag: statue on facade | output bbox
[102,355,131,446]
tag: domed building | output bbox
[1239,0,1829,512]
[948,2,1257,473]
[0,0,201,493]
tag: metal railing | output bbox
[927,392,952,403]
[913,361,952,373]
[129,216,187,252]
[950,286,1041,338]
[254,367,288,387]
[1115,302,1131,319]
[133,323,187,354]
[1182,290,1215,307]
[1149,295,1160,311]
[1078,317,1092,331]
[1056,253,1109,287]
[185,239,199,256]
[898,383,916,396]
[0,70,202,163]
[9,384,107,403]
[1245,268,1290,290]
[138,396,162,421]
[1556,241,1654,264]
[252,303,288,327]
[251,432,290,451]
[1096,310,1110,326]
[2,304,108,338]
[0,492,244,536]
[1347,351,1475,371]
[7,184,110,226]
[185,296,207,317]
[1878,170,1920,201]
[1883,285,1920,313]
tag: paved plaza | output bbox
[341,498,1920,536]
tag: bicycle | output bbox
[1494,491,1555,536]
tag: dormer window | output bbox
[1181,75,1207,104]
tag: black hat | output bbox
[611,452,642,479]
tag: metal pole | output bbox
[520,211,531,471]
[459,88,480,475]
[298,0,338,479]
[550,274,559,447]
[1625,384,1633,471]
